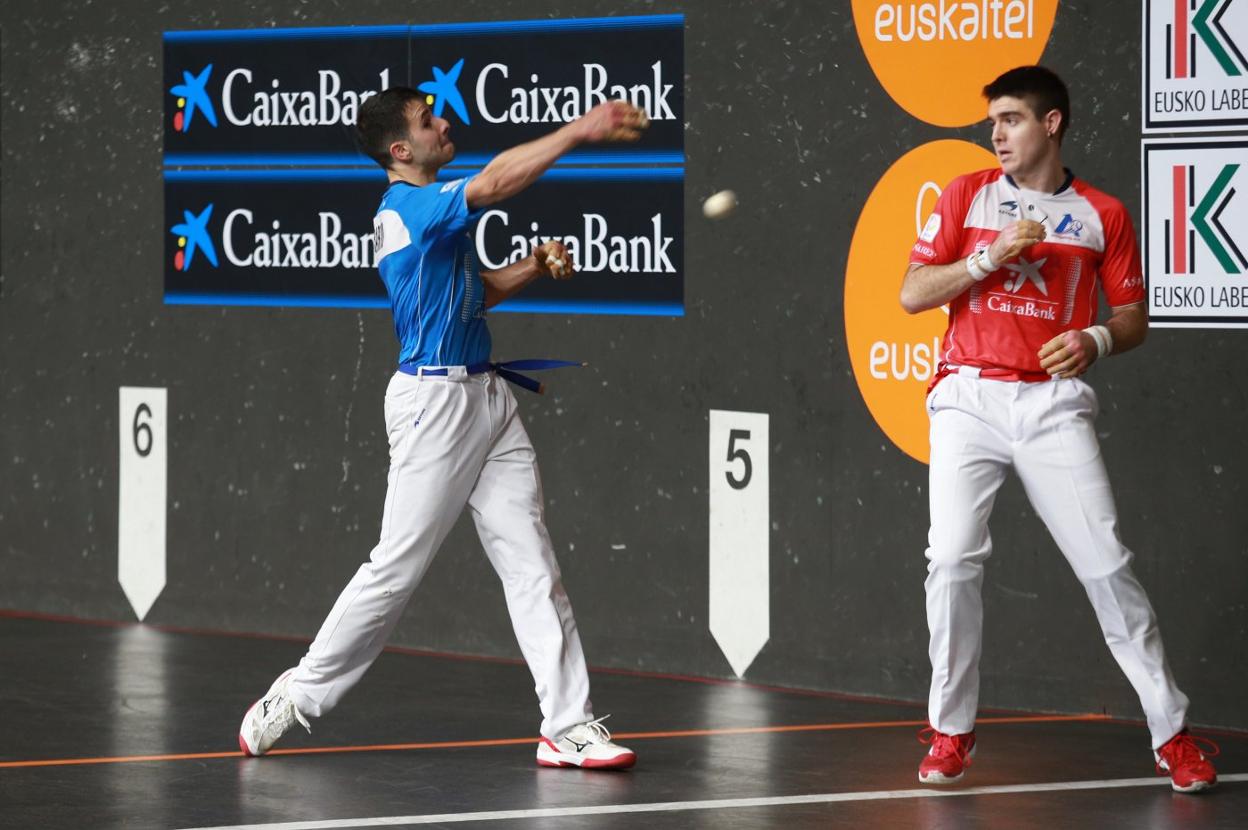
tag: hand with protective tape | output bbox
[534,240,576,280]
[574,99,650,144]
[1038,329,1097,378]
[988,219,1046,267]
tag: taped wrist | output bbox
[966,250,990,281]
[1083,324,1113,359]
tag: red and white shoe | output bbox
[1156,729,1219,793]
[536,716,636,770]
[918,726,976,784]
[238,668,311,756]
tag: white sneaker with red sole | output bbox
[238,668,311,756]
[536,716,636,769]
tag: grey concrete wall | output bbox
[2,0,1245,730]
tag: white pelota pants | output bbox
[286,368,594,740]
[925,371,1189,749]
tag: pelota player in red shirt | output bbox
[901,66,1217,793]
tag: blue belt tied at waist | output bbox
[398,359,584,394]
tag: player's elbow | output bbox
[899,285,925,315]
[465,174,502,209]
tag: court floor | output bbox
[1,610,1244,829]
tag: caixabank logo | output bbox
[1144,0,1248,131]
[1144,140,1248,328]
[168,201,375,273]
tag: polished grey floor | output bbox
[1,611,1244,829]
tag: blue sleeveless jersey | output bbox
[371,176,491,367]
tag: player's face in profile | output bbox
[986,96,1049,180]
[402,100,456,168]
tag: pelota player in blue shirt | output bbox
[239,88,648,769]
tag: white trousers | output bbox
[925,372,1189,749]
[287,368,594,740]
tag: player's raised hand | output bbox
[575,100,649,144]
[1038,329,1096,378]
[534,240,576,279]
[988,219,1046,266]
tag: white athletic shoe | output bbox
[536,715,636,770]
[238,668,311,756]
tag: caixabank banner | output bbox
[164,168,684,314]
[162,15,685,314]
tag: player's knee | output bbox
[925,538,991,579]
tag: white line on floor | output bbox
[180,773,1248,830]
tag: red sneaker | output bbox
[918,726,976,784]
[1156,729,1219,793]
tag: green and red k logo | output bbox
[1166,163,1247,276]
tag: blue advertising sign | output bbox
[162,16,685,315]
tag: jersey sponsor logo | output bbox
[851,0,1058,126]
[1002,255,1048,294]
[919,212,941,242]
[1144,0,1248,130]
[1052,214,1083,239]
[998,199,1019,217]
[169,204,219,271]
[169,64,218,133]
[475,209,676,274]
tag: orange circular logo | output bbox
[852,0,1058,127]
[844,139,998,463]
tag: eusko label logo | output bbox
[1144,141,1248,328]
[169,65,218,133]
[170,204,218,271]
[1145,0,1248,130]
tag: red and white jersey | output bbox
[910,168,1145,381]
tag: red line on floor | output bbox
[0,714,1111,770]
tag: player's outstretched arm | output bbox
[465,100,648,209]
[482,240,575,309]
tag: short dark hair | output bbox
[356,87,424,168]
[983,66,1071,141]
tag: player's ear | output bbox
[389,139,411,164]
[1043,109,1063,141]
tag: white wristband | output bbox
[966,251,989,281]
[978,247,997,273]
[1083,324,1112,359]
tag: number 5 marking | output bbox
[726,429,752,490]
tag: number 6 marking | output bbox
[133,404,153,458]
[725,429,752,490]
